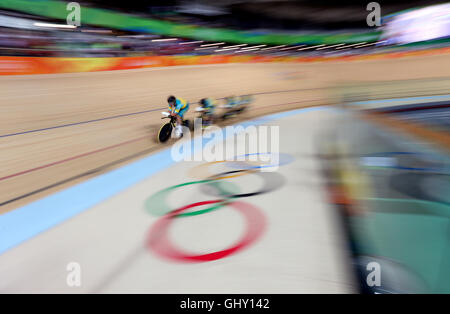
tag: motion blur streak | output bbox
[0,0,449,294]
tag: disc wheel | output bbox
[158,123,173,143]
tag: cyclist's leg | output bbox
[175,106,188,137]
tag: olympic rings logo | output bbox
[144,152,294,263]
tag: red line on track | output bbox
[0,135,149,182]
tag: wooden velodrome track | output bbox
[1,54,450,214]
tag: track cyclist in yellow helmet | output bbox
[199,98,216,127]
[167,95,189,138]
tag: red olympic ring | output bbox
[147,200,266,262]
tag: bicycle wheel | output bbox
[158,123,173,143]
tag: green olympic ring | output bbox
[144,179,240,218]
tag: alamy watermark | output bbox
[171,119,280,171]
[366,2,381,27]
[67,2,81,27]
[66,262,81,287]
[366,261,381,287]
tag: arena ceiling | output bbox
[85,0,449,30]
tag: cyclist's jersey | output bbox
[169,97,189,114]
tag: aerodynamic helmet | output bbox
[167,95,176,104]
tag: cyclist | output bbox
[224,95,239,109]
[167,95,189,138]
[199,98,215,127]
